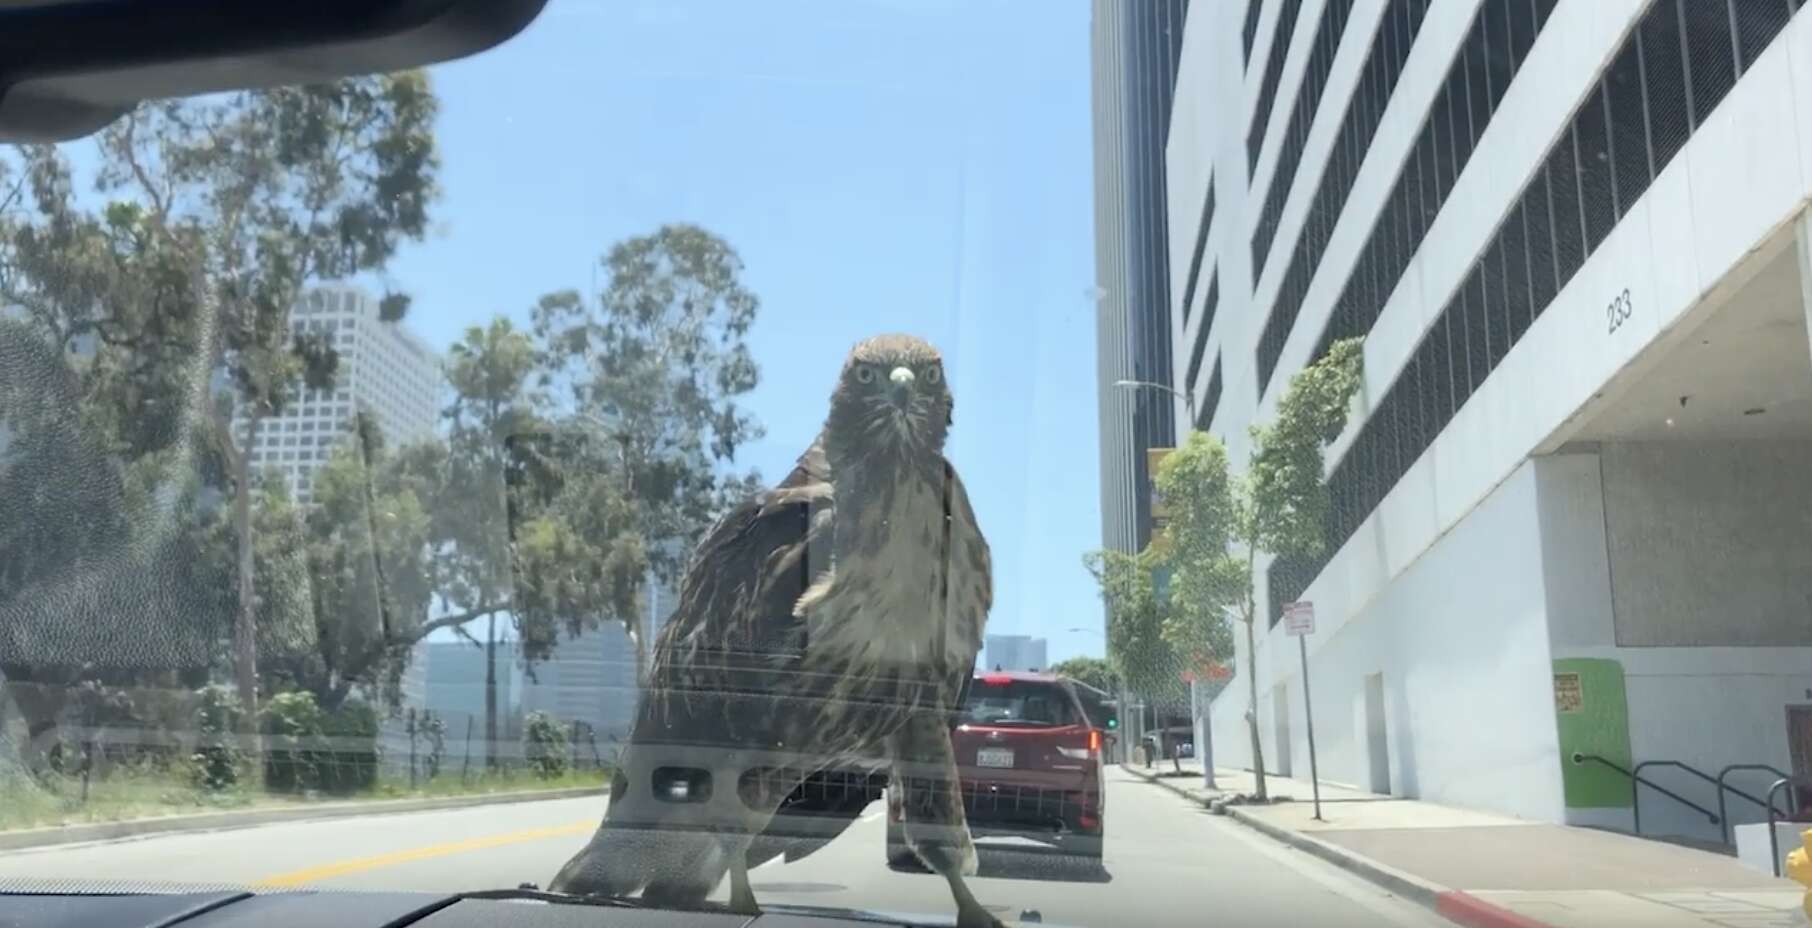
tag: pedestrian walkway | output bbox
[1123,760,1808,928]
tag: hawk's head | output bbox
[825,333,951,464]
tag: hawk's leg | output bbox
[889,713,1001,928]
[728,855,759,915]
[719,763,808,916]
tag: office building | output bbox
[232,284,440,505]
[1174,0,1812,843]
[421,637,524,762]
[517,624,640,755]
[985,634,1048,673]
[1091,0,1191,556]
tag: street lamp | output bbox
[1112,378,1194,427]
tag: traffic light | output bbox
[1101,699,1119,731]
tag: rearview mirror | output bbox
[0,0,548,141]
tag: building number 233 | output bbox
[1606,287,1633,335]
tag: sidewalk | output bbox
[1123,760,1807,928]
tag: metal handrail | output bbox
[1571,753,1719,834]
[1715,764,1793,846]
[1766,778,1807,878]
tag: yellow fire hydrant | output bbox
[1784,827,1812,922]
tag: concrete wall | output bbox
[1601,442,1812,648]
[1537,443,1812,842]
[1209,461,1565,822]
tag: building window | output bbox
[1248,0,1307,174]
[1268,0,1798,621]
[1242,0,1264,67]
[1255,0,1435,389]
[1250,0,1359,279]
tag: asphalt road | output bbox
[0,767,1448,927]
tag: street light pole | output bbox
[1108,378,1216,791]
[1112,378,1195,428]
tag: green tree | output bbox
[272,417,439,712]
[1150,433,1241,687]
[1156,337,1364,800]
[440,318,541,765]
[0,316,129,771]
[0,155,232,770]
[522,224,764,682]
[88,74,441,723]
[1046,656,1119,695]
[1083,548,1187,772]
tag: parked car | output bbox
[887,671,1106,865]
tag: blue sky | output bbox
[381,0,1105,664]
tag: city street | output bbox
[0,767,1447,926]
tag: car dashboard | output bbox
[0,879,1002,928]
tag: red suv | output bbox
[886,671,1106,864]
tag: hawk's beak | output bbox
[889,367,914,407]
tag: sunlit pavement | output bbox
[0,767,1449,927]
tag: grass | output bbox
[369,765,610,800]
[0,761,610,833]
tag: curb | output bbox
[1120,764,1553,928]
[0,785,604,852]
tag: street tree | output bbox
[88,74,441,722]
[1046,656,1119,695]
[1150,432,1241,686]
[440,317,542,765]
[1157,337,1363,800]
[1083,547,1187,772]
[523,224,765,682]
[273,417,438,712]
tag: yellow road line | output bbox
[253,819,594,888]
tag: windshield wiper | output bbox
[455,885,654,909]
[459,886,958,926]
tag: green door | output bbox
[1553,658,1632,809]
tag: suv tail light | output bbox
[1055,729,1102,761]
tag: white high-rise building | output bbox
[233,284,440,505]
[1170,0,1812,842]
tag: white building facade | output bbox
[233,284,440,504]
[1169,0,1812,843]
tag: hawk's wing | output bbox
[551,439,836,901]
[638,437,833,747]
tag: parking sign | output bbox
[1284,601,1315,636]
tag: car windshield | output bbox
[962,681,1078,727]
[5,1,1811,926]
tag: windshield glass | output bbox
[963,681,1079,727]
[4,1,1809,926]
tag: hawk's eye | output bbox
[923,365,942,385]
[854,365,877,384]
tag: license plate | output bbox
[976,747,1014,769]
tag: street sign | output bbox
[1554,673,1583,713]
[1284,600,1315,636]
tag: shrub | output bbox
[523,711,568,780]
[260,691,378,795]
[189,685,245,792]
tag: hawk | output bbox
[550,334,999,927]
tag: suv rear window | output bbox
[961,679,1078,726]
